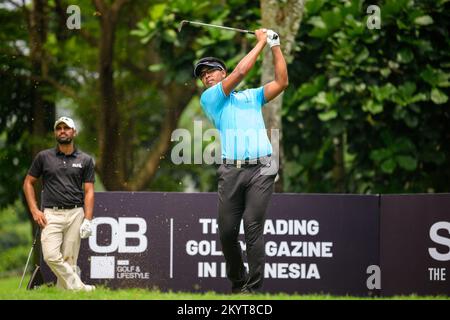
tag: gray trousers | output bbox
[217,159,276,292]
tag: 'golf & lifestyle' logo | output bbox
[88,217,150,280]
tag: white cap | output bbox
[54,116,76,131]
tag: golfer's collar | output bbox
[55,146,79,157]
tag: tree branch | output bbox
[78,29,99,46]
[112,0,129,13]
[93,0,107,15]
[44,77,78,99]
[5,0,25,11]
[6,0,30,27]
[126,84,196,190]
[120,59,162,84]
[125,106,179,191]
[110,0,130,24]
[53,0,99,46]
[0,70,78,100]
[0,48,27,59]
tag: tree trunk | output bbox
[126,83,196,190]
[332,134,346,192]
[94,0,128,190]
[30,0,53,153]
[260,0,305,192]
[27,0,54,268]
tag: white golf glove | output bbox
[80,218,93,239]
[266,29,280,48]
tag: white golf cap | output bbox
[54,116,76,130]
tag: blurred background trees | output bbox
[0,0,449,274]
[283,0,450,193]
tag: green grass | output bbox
[0,275,449,300]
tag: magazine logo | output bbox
[89,217,149,280]
[89,217,147,253]
[428,221,450,261]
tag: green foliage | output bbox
[283,0,450,193]
[130,0,261,83]
[0,201,31,275]
[1,0,450,203]
[0,4,67,208]
[0,8,32,207]
[0,246,30,275]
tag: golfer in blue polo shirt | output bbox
[194,28,288,293]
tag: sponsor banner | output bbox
[164,193,379,295]
[380,194,450,296]
[42,192,379,295]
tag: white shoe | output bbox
[83,284,96,292]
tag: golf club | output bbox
[178,20,255,35]
[19,227,40,289]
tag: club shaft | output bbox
[19,228,39,289]
[185,21,254,35]
[19,245,35,289]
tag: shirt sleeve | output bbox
[27,152,43,178]
[200,82,227,127]
[83,157,96,183]
[253,86,267,107]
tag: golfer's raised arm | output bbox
[263,40,289,103]
[221,29,267,96]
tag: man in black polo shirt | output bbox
[23,116,96,291]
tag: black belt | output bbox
[45,205,82,210]
[222,156,270,168]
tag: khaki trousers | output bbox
[41,207,86,290]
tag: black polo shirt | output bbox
[28,147,95,208]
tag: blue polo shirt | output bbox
[200,82,273,160]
